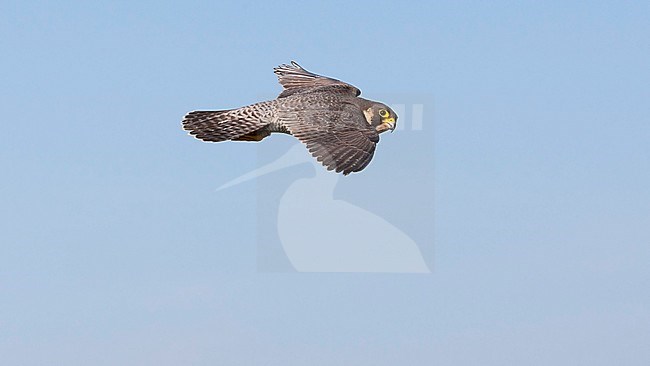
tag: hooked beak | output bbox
[376,118,396,134]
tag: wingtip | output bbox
[290,60,303,69]
[274,60,303,73]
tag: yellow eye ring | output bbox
[379,109,389,118]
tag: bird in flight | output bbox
[182,61,397,175]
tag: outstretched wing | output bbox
[274,61,361,98]
[279,102,379,175]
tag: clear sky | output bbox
[1,1,649,365]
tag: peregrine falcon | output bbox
[182,61,397,175]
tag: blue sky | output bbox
[1,1,649,365]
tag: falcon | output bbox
[182,61,397,175]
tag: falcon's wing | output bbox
[279,103,379,175]
[274,61,361,98]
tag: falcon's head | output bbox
[363,103,398,134]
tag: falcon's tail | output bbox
[182,107,271,143]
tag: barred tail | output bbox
[182,107,271,143]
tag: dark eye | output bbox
[379,109,389,117]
